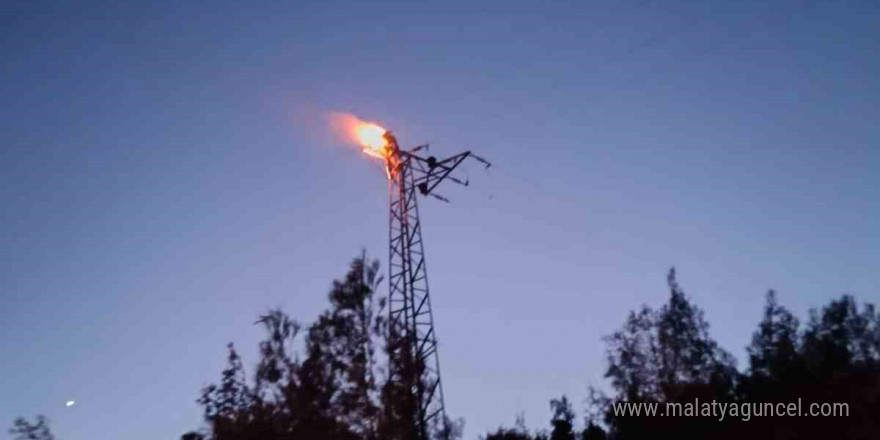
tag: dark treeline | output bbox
[10,256,880,440]
[487,269,880,440]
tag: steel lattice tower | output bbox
[381,131,489,440]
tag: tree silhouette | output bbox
[484,428,535,440]
[802,295,878,375]
[548,396,576,440]
[172,257,880,440]
[483,413,535,440]
[599,268,737,438]
[595,274,880,439]
[747,290,803,382]
[191,253,421,440]
[9,416,54,440]
[11,254,879,440]
[581,422,606,440]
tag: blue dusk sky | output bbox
[1,0,878,438]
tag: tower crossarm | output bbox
[401,150,491,198]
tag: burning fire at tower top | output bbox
[331,111,490,185]
[355,122,388,157]
[331,112,402,178]
[356,123,402,179]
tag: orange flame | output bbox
[329,112,390,159]
[356,123,388,158]
[330,112,398,179]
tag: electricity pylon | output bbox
[381,131,489,439]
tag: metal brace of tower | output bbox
[380,131,489,440]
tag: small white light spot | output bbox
[66,400,75,407]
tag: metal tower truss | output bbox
[383,131,489,439]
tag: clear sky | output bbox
[1,0,878,438]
